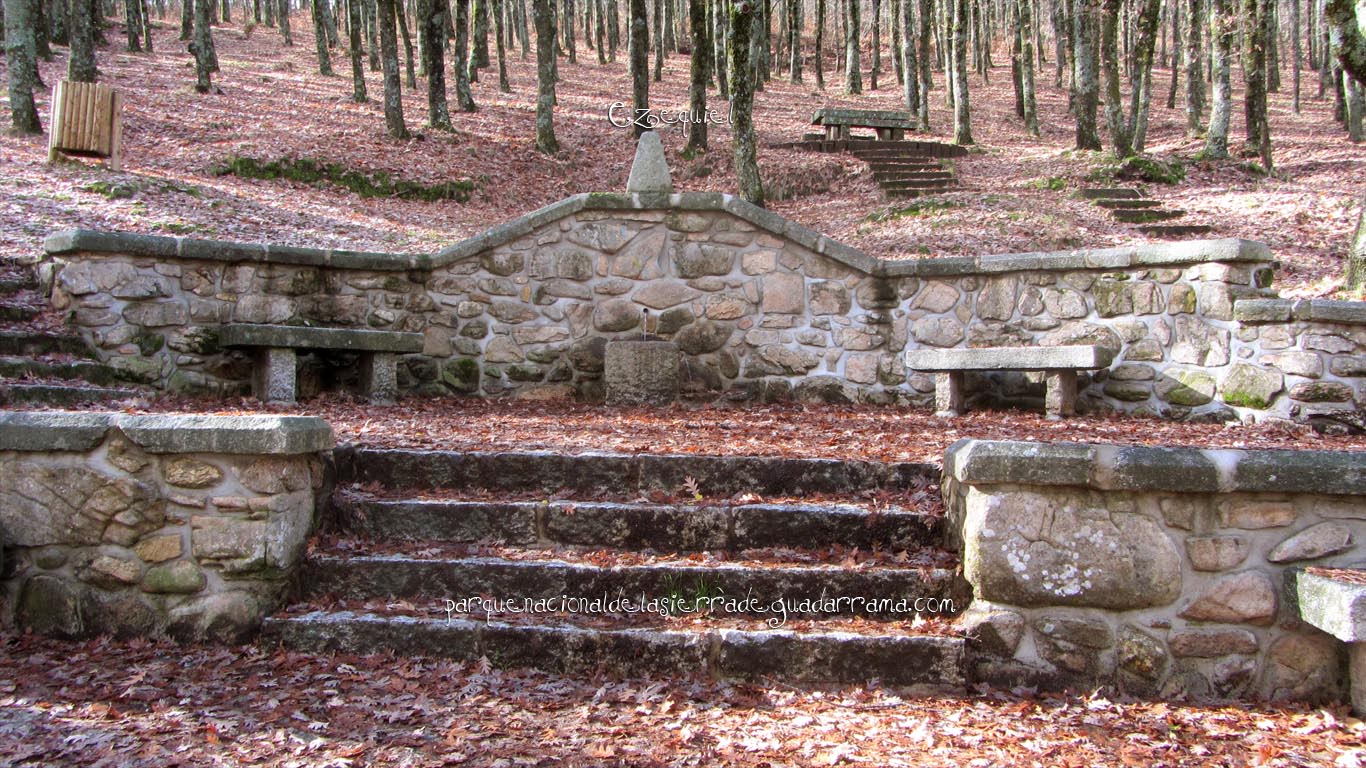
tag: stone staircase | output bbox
[0,255,147,406]
[263,448,970,687]
[1080,188,1212,238]
[781,138,969,200]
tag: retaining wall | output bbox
[43,192,1366,421]
[944,438,1366,703]
[0,411,332,642]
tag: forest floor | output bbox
[0,631,1363,767]
[0,14,1363,296]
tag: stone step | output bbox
[0,331,93,357]
[0,275,38,295]
[335,447,938,497]
[0,356,131,386]
[1094,199,1162,210]
[0,304,41,323]
[878,178,954,190]
[300,553,967,619]
[852,151,943,162]
[872,170,955,183]
[1078,187,1143,200]
[1138,223,1214,237]
[1112,208,1187,224]
[885,189,936,199]
[261,611,966,687]
[335,497,945,552]
[0,382,143,406]
[865,160,942,172]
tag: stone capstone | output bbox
[625,130,674,195]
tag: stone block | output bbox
[1180,571,1277,625]
[134,534,184,564]
[163,457,224,489]
[116,414,333,455]
[141,560,207,594]
[1219,364,1283,410]
[1169,629,1259,658]
[1267,522,1353,563]
[1296,570,1366,642]
[1185,536,1250,571]
[0,411,112,452]
[604,341,679,406]
[760,273,805,314]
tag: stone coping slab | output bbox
[0,411,333,454]
[46,193,1272,280]
[1234,298,1366,325]
[945,439,1366,496]
[1297,570,1366,642]
[905,345,1114,371]
[220,324,424,353]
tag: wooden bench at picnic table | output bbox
[812,108,915,141]
[903,345,1115,419]
[220,324,423,405]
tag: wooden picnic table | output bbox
[811,108,915,141]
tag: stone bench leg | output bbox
[935,371,965,417]
[1044,370,1078,420]
[359,352,399,404]
[253,347,297,405]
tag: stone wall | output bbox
[0,412,332,642]
[944,439,1366,703]
[42,192,1365,421]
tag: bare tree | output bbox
[730,0,763,204]
[378,0,410,137]
[1204,0,1234,158]
[4,0,42,133]
[533,0,559,152]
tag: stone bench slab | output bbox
[219,324,424,353]
[904,345,1115,372]
[1297,570,1366,643]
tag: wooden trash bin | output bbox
[47,80,124,171]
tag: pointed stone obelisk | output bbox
[625,130,673,196]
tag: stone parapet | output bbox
[945,438,1365,704]
[0,411,333,642]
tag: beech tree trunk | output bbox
[494,0,511,90]
[1205,0,1233,157]
[454,0,478,110]
[422,0,452,126]
[314,0,334,74]
[377,0,409,136]
[1185,0,1204,135]
[68,0,99,82]
[686,0,709,152]
[190,0,218,92]
[951,0,972,143]
[814,0,824,88]
[1017,0,1039,135]
[349,0,368,100]
[533,0,558,152]
[630,0,648,136]
[1127,0,1161,153]
[4,0,42,133]
[844,0,861,93]
[730,0,763,205]
[1073,0,1102,149]
[1243,0,1271,167]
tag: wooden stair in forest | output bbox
[1080,187,1213,238]
[778,138,969,200]
[0,255,149,406]
[262,448,970,688]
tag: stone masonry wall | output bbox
[0,412,332,642]
[42,192,1366,422]
[944,439,1366,704]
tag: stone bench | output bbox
[812,108,915,141]
[1297,569,1366,715]
[904,345,1115,419]
[220,324,423,405]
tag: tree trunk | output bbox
[1073,0,1102,149]
[1325,0,1365,83]
[1127,0,1161,152]
[533,0,557,151]
[870,0,881,89]
[917,0,930,125]
[280,0,293,43]
[594,0,605,62]
[378,0,409,136]
[396,0,416,88]
[1243,0,1270,162]
[423,0,452,125]
[951,0,972,143]
[1165,0,1180,108]
[494,0,511,89]
[126,0,142,51]
[367,0,380,69]
[1347,189,1366,290]
[814,0,824,88]
[1347,73,1364,140]
[4,0,41,133]
[181,0,192,39]
[1101,0,1132,157]
[454,0,477,109]
[1292,0,1302,111]
[314,0,335,73]
[902,0,919,114]
[1205,0,1233,157]
[730,0,762,204]
[652,0,662,79]
[68,0,99,82]
[713,0,728,97]
[190,0,216,92]
[686,0,708,152]
[630,0,648,134]
[844,0,860,92]
[1185,0,1204,135]
[788,0,800,80]
[472,0,489,66]
[1018,0,1039,135]
[349,0,368,99]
